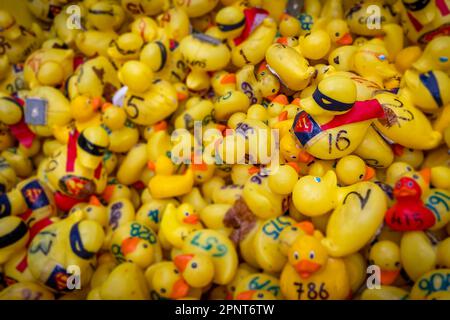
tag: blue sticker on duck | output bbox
[21,180,50,210]
[292,111,322,147]
[0,193,12,218]
[25,98,48,125]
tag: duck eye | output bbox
[143,244,148,248]
[395,262,401,267]
[293,251,299,260]
[257,293,263,298]
[272,89,276,92]
[309,251,315,259]
[185,212,189,216]
[191,262,197,269]
[314,177,321,182]
[359,174,364,179]
[378,54,386,61]
[413,174,418,179]
[160,288,166,293]
[439,56,448,63]
[406,167,412,171]
[174,269,179,274]
[261,72,265,76]
[335,32,340,37]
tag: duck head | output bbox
[176,203,200,225]
[369,240,401,285]
[288,234,328,279]
[174,253,214,288]
[300,74,356,117]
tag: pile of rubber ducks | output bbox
[0,0,449,300]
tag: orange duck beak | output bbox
[380,269,400,285]
[174,254,194,272]
[364,166,375,181]
[183,214,199,224]
[236,290,256,300]
[295,260,322,279]
[121,237,140,256]
[337,33,353,45]
[220,73,236,85]
[170,278,190,299]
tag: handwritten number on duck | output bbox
[294,282,329,300]
[126,95,143,119]
[190,232,227,257]
[29,231,56,256]
[327,130,350,154]
[343,189,372,210]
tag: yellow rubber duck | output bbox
[0,10,43,64]
[160,203,203,248]
[85,0,125,32]
[27,211,105,292]
[0,216,29,264]
[116,143,148,186]
[353,40,399,87]
[323,180,387,257]
[369,240,401,285]
[26,0,66,23]
[67,56,121,102]
[207,6,246,40]
[70,95,102,131]
[335,155,376,185]
[353,126,394,169]
[181,229,239,285]
[392,145,424,169]
[23,48,74,89]
[119,61,178,126]
[292,74,385,159]
[89,262,150,300]
[148,156,194,199]
[179,32,230,93]
[110,221,162,269]
[107,32,143,68]
[174,0,218,17]
[231,16,277,68]
[265,43,316,91]
[410,269,450,300]
[157,7,190,42]
[122,0,169,17]
[413,36,450,73]
[173,252,215,288]
[211,71,250,121]
[251,216,298,272]
[101,103,139,153]
[292,170,339,217]
[236,64,280,105]
[280,229,351,300]
[374,91,442,150]
[234,273,282,300]
[75,29,118,58]
[345,0,398,37]
[395,46,423,74]
[401,69,450,113]
[400,231,436,281]
[398,0,450,44]
[144,261,199,300]
[23,86,72,137]
[242,165,298,220]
